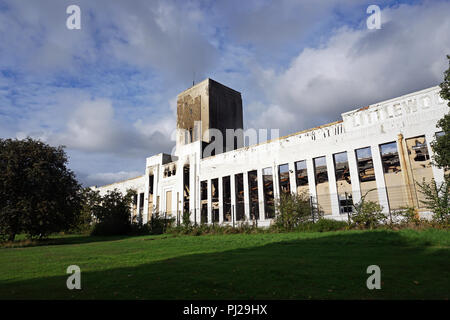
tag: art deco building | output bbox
[93,78,448,226]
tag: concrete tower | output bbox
[176,78,243,157]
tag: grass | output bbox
[0,229,449,299]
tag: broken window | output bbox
[313,156,331,215]
[222,176,231,222]
[262,167,275,219]
[355,147,378,203]
[211,178,219,222]
[333,152,353,214]
[295,160,309,195]
[183,166,189,213]
[380,141,407,209]
[406,135,433,208]
[248,170,259,220]
[235,173,245,221]
[200,180,208,223]
[139,192,144,223]
[278,163,290,194]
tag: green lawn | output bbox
[0,229,449,299]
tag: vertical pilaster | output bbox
[347,149,362,204]
[289,161,297,194]
[243,171,250,221]
[326,153,340,216]
[371,145,390,213]
[257,168,265,221]
[218,176,224,224]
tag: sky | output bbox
[0,0,449,187]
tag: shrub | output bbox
[350,191,387,229]
[416,177,449,225]
[274,192,312,231]
[148,212,175,235]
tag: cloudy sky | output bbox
[0,0,449,186]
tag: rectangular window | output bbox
[405,135,433,208]
[380,142,408,210]
[211,178,219,222]
[278,163,290,194]
[200,180,208,223]
[313,156,331,215]
[248,170,259,220]
[235,173,245,221]
[262,167,275,219]
[355,147,378,203]
[222,176,231,222]
[333,152,353,214]
[295,160,309,195]
[182,167,189,213]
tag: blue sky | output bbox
[0,0,449,186]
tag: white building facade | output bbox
[93,79,448,226]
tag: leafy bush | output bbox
[148,212,175,235]
[182,210,192,227]
[416,177,449,225]
[350,192,387,229]
[274,192,312,231]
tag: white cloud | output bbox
[84,170,142,187]
[248,1,450,134]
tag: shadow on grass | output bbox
[1,230,449,300]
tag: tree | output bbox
[91,189,135,236]
[72,187,101,233]
[0,138,81,241]
[431,55,450,171]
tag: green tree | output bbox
[91,189,135,236]
[0,138,81,241]
[431,55,450,171]
[72,187,101,233]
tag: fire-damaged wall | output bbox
[176,78,243,155]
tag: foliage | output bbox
[273,192,312,231]
[416,177,449,225]
[182,209,192,227]
[0,138,81,241]
[91,189,135,236]
[350,190,387,229]
[71,187,101,233]
[431,55,450,171]
[148,211,175,235]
